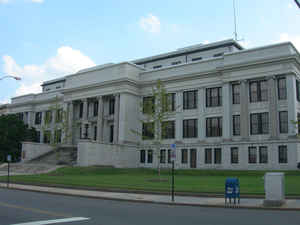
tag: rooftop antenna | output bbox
[233,0,244,42]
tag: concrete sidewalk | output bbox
[1,183,300,210]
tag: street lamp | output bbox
[0,75,22,81]
[295,0,300,8]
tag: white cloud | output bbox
[0,0,11,3]
[0,0,44,3]
[31,0,43,3]
[2,46,95,97]
[278,33,300,51]
[139,14,161,33]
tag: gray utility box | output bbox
[263,172,285,207]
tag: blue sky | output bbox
[0,0,299,103]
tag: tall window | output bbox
[183,119,198,138]
[109,125,114,143]
[167,149,171,163]
[147,150,153,163]
[109,97,115,115]
[277,77,287,100]
[35,112,42,125]
[214,148,222,164]
[206,117,222,137]
[205,148,212,164]
[278,146,288,163]
[45,111,52,124]
[143,96,155,113]
[140,150,146,163]
[181,149,188,164]
[248,147,257,164]
[183,90,197,110]
[79,102,83,118]
[54,129,62,144]
[249,80,268,102]
[298,113,300,134]
[36,131,41,143]
[259,146,268,164]
[163,93,176,112]
[94,126,97,141]
[250,113,269,135]
[206,87,222,107]
[162,121,175,139]
[142,122,154,140]
[93,101,99,116]
[297,80,300,102]
[231,147,239,164]
[160,149,166,164]
[279,111,288,134]
[232,115,240,136]
[232,83,240,104]
[43,130,51,144]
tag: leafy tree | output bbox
[0,114,37,162]
[134,79,176,177]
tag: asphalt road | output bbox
[0,188,300,225]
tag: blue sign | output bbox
[171,143,176,149]
[7,155,11,162]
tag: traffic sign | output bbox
[7,155,11,162]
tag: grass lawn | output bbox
[1,167,300,196]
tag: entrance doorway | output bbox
[190,149,197,168]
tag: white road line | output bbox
[10,217,90,225]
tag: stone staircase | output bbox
[0,163,62,175]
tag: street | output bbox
[0,188,299,225]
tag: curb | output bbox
[1,184,300,211]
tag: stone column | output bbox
[175,91,183,142]
[198,88,206,141]
[97,96,104,142]
[68,101,74,144]
[113,94,120,143]
[287,74,298,136]
[268,77,279,139]
[240,80,249,140]
[82,98,88,121]
[222,82,231,140]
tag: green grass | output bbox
[1,167,300,196]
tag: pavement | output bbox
[1,182,300,211]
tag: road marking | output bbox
[11,217,90,225]
[0,201,72,218]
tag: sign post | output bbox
[170,144,176,202]
[7,155,11,188]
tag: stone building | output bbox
[3,39,300,169]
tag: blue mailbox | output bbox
[225,178,240,204]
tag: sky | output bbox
[0,0,299,103]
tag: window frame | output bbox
[162,121,175,139]
[183,119,198,138]
[279,111,288,134]
[259,146,268,164]
[230,147,239,164]
[249,80,268,102]
[181,149,188,164]
[206,117,222,137]
[250,112,269,135]
[183,90,197,110]
[232,115,240,136]
[142,122,154,140]
[278,146,288,164]
[206,87,222,107]
[277,77,287,100]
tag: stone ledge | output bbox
[263,199,286,207]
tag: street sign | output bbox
[7,155,11,162]
[170,144,176,161]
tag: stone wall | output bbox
[77,140,139,168]
[21,142,54,162]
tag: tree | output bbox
[134,79,176,177]
[0,114,37,162]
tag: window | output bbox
[17,113,24,121]
[94,126,97,141]
[160,149,166,163]
[109,125,114,143]
[171,61,181,65]
[183,90,197,110]
[56,109,63,123]
[232,83,240,104]
[45,111,52,124]
[259,146,268,164]
[279,111,288,134]
[153,65,162,69]
[36,131,41,143]
[142,122,154,140]
[167,149,171,163]
[249,80,268,102]
[140,150,146,163]
[35,112,42,125]
[278,146,288,163]
[56,86,61,89]
[183,119,198,138]
[143,96,155,114]
[163,93,176,112]
[109,97,115,115]
[93,101,99,116]
[278,78,287,100]
[297,80,300,102]
[43,130,51,144]
[232,115,240,136]
[205,148,212,164]
[250,113,269,135]
[181,149,188,164]
[206,87,222,107]
[54,129,62,144]
[248,147,257,164]
[147,150,153,163]
[231,147,239,164]
[191,57,202,61]
[79,102,83,118]
[162,121,175,139]
[206,117,222,137]
[298,113,300,134]
[214,148,222,164]
[213,53,224,57]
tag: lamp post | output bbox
[0,75,21,81]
